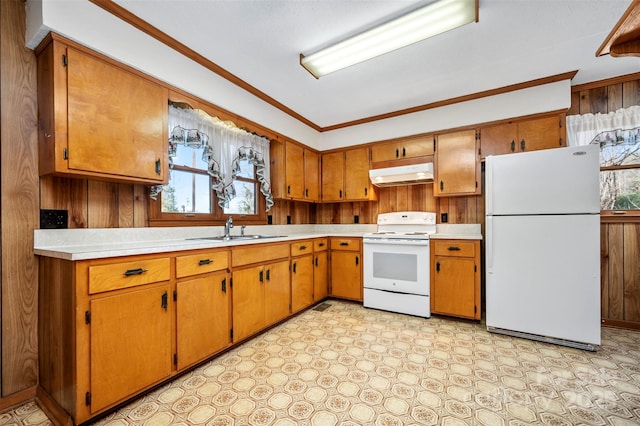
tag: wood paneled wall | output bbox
[0,0,40,402]
[40,177,147,228]
[569,72,640,329]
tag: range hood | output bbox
[369,162,434,187]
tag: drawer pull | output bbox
[447,246,461,251]
[198,259,213,266]
[299,245,307,250]
[124,268,147,277]
[340,242,349,246]
[318,243,325,247]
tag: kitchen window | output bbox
[149,104,272,226]
[567,106,640,220]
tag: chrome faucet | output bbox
[224,216,233,240]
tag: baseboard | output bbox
[36,386,73,426]
[0,386,37,413]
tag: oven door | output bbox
[363,238,430,295]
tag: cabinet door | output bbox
[518,115,564,152]
[292,255,314,312]
[432,257,476,318]
[314,251,329,302]
[330,251,362,301]
[285,141,305,199]
[434,129,480,197]
[344,147,373,201]
[90,285,172,412]
[67,48,167,182]
[232,266,265,342]
[321,151,345,201]
[304,150,320,201]
[269,139,286,198]
[177,272,230,370]
[265,260,291,324]
[480,122,518,158]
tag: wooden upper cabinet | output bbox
[371,134,434,164]
[321,147,377,202]
[480,114,565,159]
[285,142,305,199]
[36,35,168,184]
[270,140,320,202]
[321,151,346,202]
[304,150,320,201]
[434,129,480,197]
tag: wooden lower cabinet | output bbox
[430,239,481,320]
[314,251,329,301]
[90,285,172,412]
[232,259,290,342]
[329,238,362,301]
[291,254,314,313]
[176,271,231,370]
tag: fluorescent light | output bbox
[300,0,477,78]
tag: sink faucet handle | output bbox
[227,216,233,228]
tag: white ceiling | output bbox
[111,0,639,129]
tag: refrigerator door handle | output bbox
[485,157,493,215]
[486,216,493,274]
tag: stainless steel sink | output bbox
[189,235,285,241]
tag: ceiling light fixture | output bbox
[300,0,478,79]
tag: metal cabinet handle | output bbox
[402,147,406,157]
[510,140,515,152]
[287,185,291,194]
[339,189,343,198]
[439,181,444,191]
[520,139,526,151]
[161,291,168,310]
[259,270,264,282]
[340,242,349,246]
[198,259,213,266]
[293,262,297,273]
[395,148,399,158]
[266,269,270,281]
[221,278,227,293]
[315,257,318,267]
[155,159,161,175]
[447,246,461,251]
[299,245,307,250]
[124,268,147,277]
[355,256,359,266]
[436,262,440,273]
[318,242,325,247]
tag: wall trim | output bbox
[571,71,640,92]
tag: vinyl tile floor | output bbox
[4,300,640,425]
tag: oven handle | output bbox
[363,239,430,246]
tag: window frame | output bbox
[148,160,268,227]
[600,164,640,223]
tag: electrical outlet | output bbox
[354,215,359,224]
[441,213,448,223]
[287,215,292,224]
[40,209,68,229]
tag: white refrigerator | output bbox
[485,144,601,350]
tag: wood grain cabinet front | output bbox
[329,237,363,301]
[430,239,481,320]
[371,134,434,164]
[270,139,320,202]
[434,129,481,197]
[231,244,291,342]
[36,34,168,184]
[321,148,377,202]
[480,114,566,159]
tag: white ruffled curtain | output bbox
[151,105,273,211]
[566,106,640,147]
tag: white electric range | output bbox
[362,211,436,318]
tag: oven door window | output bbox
[364,243,429,295]
[373,252,417,282]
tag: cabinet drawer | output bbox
[89,257,170,294]
[232,243,290,267]
[176,250,228,278]
[433,240,476,257]
[291,240,313,257]
[330,238,361,251]
[314,238,328,252]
